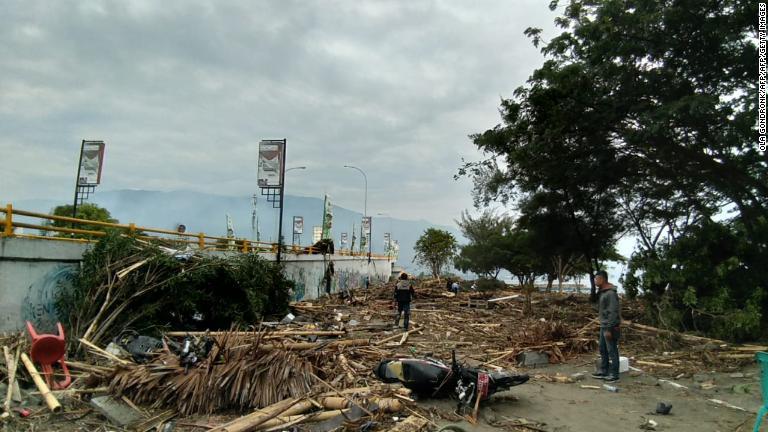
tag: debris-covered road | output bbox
[1,278,764,431]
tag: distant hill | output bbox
[9,189,462,271]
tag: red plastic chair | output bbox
[25,321,71,390]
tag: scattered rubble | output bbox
[1,277,765,431]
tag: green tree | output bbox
[499,226,549,314]
[622,218,767,341]
[454,210,512,279]
[413,228,458,279]
[459,0,763,305]
[48,203,118,239]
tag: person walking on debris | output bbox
[451,280,460,295]
[324,261,335,296]
[591,270,622,383]
[394,273,415,330]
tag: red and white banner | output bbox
[78,141,105,185]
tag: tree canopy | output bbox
[458,0,766,338]
[453,210,512,279]
[49,203,118,238]
[413,228,458,279]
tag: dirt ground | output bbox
[426,355,763,432]
[3,284,765,432]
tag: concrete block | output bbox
[517,351,549,367]
[90,396,143,427]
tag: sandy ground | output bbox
[426,355,764,432]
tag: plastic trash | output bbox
[603,384,619,392]
[656,402,673,415]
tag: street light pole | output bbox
[377,212,393,258]
[278,165,307,254]
[344,165,373,262]
[343,165,367,218]
[284,166,306,247]
[343,165,369,261]
[276,140,288,265]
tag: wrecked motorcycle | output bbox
[373,351,529,411]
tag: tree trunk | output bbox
[523,277,534,316]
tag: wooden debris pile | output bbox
[295,281,603,372]
[104,331,325,415]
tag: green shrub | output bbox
[56,232,293,347]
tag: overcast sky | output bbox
[1,0,558,226]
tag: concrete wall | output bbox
[277,254,393,301]
[0,237,392,331]
[0,237,88,333]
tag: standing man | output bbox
[394,273,415,330]
[591,270,621,382]
[324,261,335,296]
[451,280,460,295]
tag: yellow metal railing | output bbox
[0,203,389,259]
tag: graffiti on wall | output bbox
[21,264,76,333]
[292,268,307,302]
[281,259,390,301]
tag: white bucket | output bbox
[619,356,630,374]
[594,356,630,374]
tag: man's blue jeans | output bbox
[599,327,621,378]
[395,302,411,330]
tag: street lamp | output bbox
[343,165,369,260]
[377,212,393,258]
[281,166,307,245]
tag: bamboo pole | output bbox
[259,409,351,430]
[19,353,62,413]
[164,330,346,338]
[375,326,423,346]
[78,338,132,365]
[319,397,349,410]
[259,339,370,351]
[310,373,374,417]
[2,346,18,414]
[625,321,728,345]
[209,398,307,432]
[371,398,403,413]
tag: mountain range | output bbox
[9,189,463,271]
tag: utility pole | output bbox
[343,165,370,261]
[276,139,287,264]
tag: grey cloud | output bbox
[0,0,556,225]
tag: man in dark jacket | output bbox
[394,273,415,330]
[324,261,335,295]
[591,270,622,382]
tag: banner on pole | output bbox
[321,195,333,239]
[78,141,105,185]
[257,140,284,188]
[293,216,304,235]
